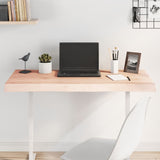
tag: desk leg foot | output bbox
[125,92,131,117]
[29,153,36,160]
[28,92,35,160]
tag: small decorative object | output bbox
[111,47,119,74]
[132,0,160,29]
[39,53,52,74]
[19,53,31,74]
[124,52,141,74]
[0,5,9,21]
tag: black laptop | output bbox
[58,42,101,77]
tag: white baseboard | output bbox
[0,142,77,152]
[137,142,160,151]
[0,142,160,152]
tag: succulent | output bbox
[39,53,52,63]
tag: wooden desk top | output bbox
[5,70,156,92]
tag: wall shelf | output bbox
[0,19,38,25]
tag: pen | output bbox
[117,51,119,60]
[112,50,116,60]
[112,51,115,60]
[127,76,131,81]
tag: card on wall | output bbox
[148,0,160,20]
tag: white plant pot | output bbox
[111,60,119,74]
[39,62,52,74]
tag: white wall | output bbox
[0,0,160,151]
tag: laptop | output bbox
[58,42,101,77]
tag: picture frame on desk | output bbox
[124,52,141,74]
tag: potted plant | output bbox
[39,53,52,74]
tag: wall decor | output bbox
[124,52,141,74]
[132,0,160,29]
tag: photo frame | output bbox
[124,52,141,74]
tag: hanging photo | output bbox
[124,52,141,74]
[148,0,160,19]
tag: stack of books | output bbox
[7,0,31,21]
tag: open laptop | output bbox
[58,42,101,77]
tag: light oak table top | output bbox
[0,152,160,160]
[5,70,156,92]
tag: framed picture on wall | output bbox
[124,52,141,74]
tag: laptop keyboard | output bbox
[58,72,101,77]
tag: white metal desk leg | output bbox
[28,92,36,160]
[125,92,131,117]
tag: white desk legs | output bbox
[28,92,36,160]
[125,92,131,117]
[27,91,130,160]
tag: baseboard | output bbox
[0,142,160,152]
[137,142,160,151]
[0,142,77,152]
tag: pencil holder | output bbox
[111,60,119,74]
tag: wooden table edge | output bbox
[4,70,156,92]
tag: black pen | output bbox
[117,51,119,60]
[112,51,114,60]
[127,76,131,81]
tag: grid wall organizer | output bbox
[132,0,160,29]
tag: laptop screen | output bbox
[60,43,99,72]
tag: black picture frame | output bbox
[124,52,141,74]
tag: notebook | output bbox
[107,74,128,81]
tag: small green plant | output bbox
[39,53,52,63]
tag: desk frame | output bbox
[27,92,131,160]
[5,70,156,160]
